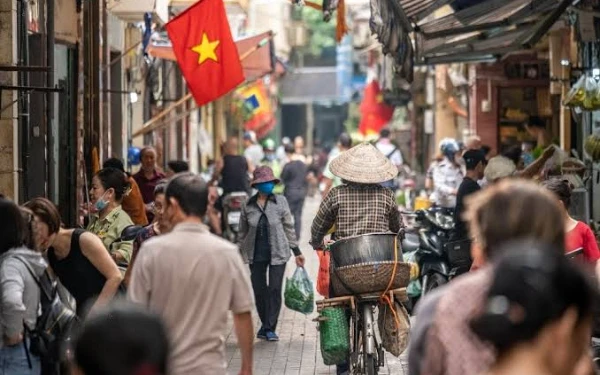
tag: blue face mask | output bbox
[256,182,276,195]
[265,153,276,162]
[94,192,108,211]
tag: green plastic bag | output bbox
[284,267,314,314]
[319,307,350,365]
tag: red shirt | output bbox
[566,221,600,264]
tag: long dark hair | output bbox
[95,168,131,202]
[470,241,595,355]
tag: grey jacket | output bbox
[0,247,47,348]
[238,194,299,265]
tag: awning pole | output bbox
[132,93,193,137]
[102,41,142,71]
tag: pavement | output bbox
[225,197,410,375]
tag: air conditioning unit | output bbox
[107,0,169,25]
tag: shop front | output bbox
[469,57,556,154]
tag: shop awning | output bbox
[147,31,276,81]
[393,0,574,64]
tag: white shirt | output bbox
[244,144,264,167]
[376,139,403,167]
[431,159,464,208]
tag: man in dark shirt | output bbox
[133,146,166,222]
[452,149,486,240]
[281,144,309,239]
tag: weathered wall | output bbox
[0,0,17,199]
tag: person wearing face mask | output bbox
[23,198,122,317]
[87,168,135,268]
[260,138,284,195]
[238,166,305,342]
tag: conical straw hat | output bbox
[330,142,399,184]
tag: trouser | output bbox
[0,339,41,375]
[286,195,305,240]
[250,262,286,332]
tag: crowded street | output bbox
[3,0,600,375]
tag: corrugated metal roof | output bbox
[279,68,338,104]
[399,0,444,21]
[409,0,574,64]
[417,0,557,36]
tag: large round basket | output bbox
[329,233,402,268]
[331,261,411,296]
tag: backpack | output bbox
[13,256,79,374]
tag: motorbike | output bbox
[222,191,249,243]
[401,208,454,312]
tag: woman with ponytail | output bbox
[543,178,600,277]
[471,241,595,375]
[87,167,135,267]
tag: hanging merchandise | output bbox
[584,134,600,162]
[563,73,600,111]
[369,0,414,83]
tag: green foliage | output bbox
[344,102,360,133]
[301,7,336,57]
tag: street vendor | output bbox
[310,142,404,375]
[310,142,404,250]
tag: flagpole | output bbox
[132,32,276,138]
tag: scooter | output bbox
[222,191,248,243]
[402,208,454,313]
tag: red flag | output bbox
[166,0,245,106]
[358,80,394,136]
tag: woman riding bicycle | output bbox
[310,142,404,375]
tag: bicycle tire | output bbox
[364,354,377,375]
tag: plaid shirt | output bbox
[310,184,403,249]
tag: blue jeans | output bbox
[0,340,41,375]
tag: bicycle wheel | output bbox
[364,354,377,375]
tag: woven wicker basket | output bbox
[331,261,411,296]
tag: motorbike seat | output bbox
[402,233,420,253]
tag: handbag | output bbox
[316,250,330,298]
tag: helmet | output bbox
[262,138,276,151]
[439,138,459,160]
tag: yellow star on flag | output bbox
[191,33,220,65]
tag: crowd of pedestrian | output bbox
[2,123,600,375]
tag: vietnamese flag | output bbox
[165,0,245,106]
[358,80,394,136]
